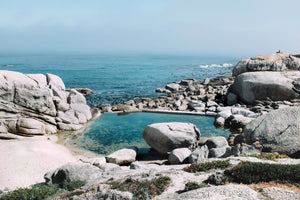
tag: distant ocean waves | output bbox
[199,63,233,68]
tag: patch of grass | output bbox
[184,160,231,173]
[0,180,87,200]
[224,161,300,186]
[111,176,171,199]
[68,190,85,197]
[0,184,61,200]
[60,180,86,191]
[244,153,290,161]
[178,182,209,193]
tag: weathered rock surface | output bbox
[0,70,92,136]
[44,161,103,186]
[143,122,200,154]
[232,53,300,76]
[230,71,300,104]
[164,184,259,200]
[244,107,300,157]
[106,147,137,165]
[168,148,191,164]
[260,187,300,200]
[188,145,209,164]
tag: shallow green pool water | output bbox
[66,112,230,155]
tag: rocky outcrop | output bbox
[230,71,300,104]
[0,70,93,136]
[143,122,200,154]
[232,53,300,76]
[244,107,300,157]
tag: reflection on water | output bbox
[62,112,230,155]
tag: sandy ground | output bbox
[0,135,86,191]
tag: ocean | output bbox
[0,53,240,154]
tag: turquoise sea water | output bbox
[0,53,239,105]
[0,53,239,153]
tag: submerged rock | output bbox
[143,122,200,154]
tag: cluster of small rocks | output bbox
[96,76,234,113]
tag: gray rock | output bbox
[206,137,228,149]
[17,118,45,135]
[44,161,103,186]
[214,117,225,127]
[227,92,237,106]
[232,53,300,76]
[80,157,106,167]
[166,83,181,92]
[163,184,258,200]
[209,146,231,158]
[106,147,137,165]
[260,187,300,200]
[168,148,191,164]
[143,122,200,154]
[188,145,209,164]
[98,163,122,172]
[230,71,300,104]
[244,107,300,157]
[188,100,206,112]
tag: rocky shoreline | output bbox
[1,53,300,199]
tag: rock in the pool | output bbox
[143,122,200,154]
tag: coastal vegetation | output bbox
[224,161,300,187]
[184,160,231,173]
[0,180,86,200]
[243,153,291,161]
[179,182,210,193]
[110,176,171,199]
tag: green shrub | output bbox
[60,180,86,191]
[184,160,231,173]
[0,184,60,200]
[245,153,290,161]
[111,176,171,199]
[178,182,209,193]
[225,161,300,186]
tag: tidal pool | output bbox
[66,112,230,155]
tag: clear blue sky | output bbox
[0,0,300,56]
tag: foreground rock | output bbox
[244,107,300,157]
[0,70,93,136]
[232,53,300,76]
[143,122,200,154]
[163,184,259,200]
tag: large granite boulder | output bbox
[44,161,103,186]
[143,122,200,154]
[243,107,300,157]
[232,53,300,76]
[230,71,300,104]
[0,70,92,136]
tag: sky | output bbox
[0,0,300,56]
